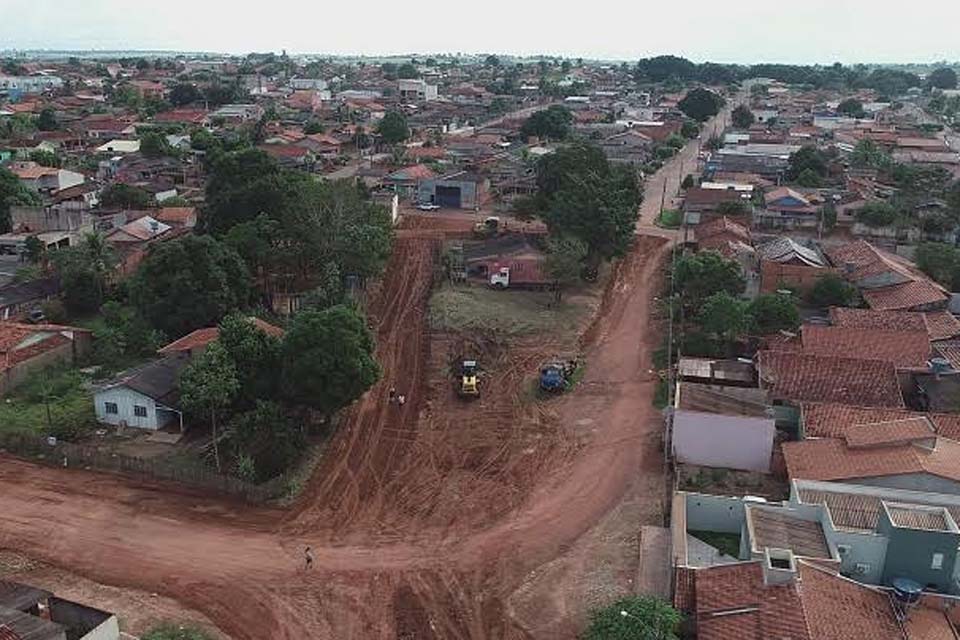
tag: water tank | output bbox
[892,577,923,606]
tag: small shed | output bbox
[671,409,775,472]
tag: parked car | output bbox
[417,202,441,211]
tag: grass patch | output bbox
[429,283,587,337]
[0,368,96,440]
[653,377,669,408]
[657,208,683,228]
[689,530,741,559]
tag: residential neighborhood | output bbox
[2,7,960,639]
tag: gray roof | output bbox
[0,605,65,640]
[755,236,826,267]
[106,355,189,406]
[0,581,51,612]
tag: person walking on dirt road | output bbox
[303,546,314,570]
[397,394,406,407]
[389,386,396,403]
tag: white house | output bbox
[94,356,188,431]
[96,139,140,154]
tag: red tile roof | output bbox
[782,436,960,483]
[757,351,903,407]
[925,311,960,341]
[843,417,935,448]
[828,306,927,333]
[694,216,751,244]
[862,279,948,312]
[801,402,960,441]
[158,318,283,354]
[0,625,22,640]
[800,325,931,369]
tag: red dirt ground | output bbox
[0,210,670,638]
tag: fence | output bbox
[0,431,287,503]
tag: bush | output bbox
[856,202,899,228]
[582,595,681,640]
[142,624,214,640]
[808,274,856,308]
[41,299,67,324]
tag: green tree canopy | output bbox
[142,623,214,640]
[37,107,58,131]
[808,273,857,308]
[545,235,587,301]
[678,88,724,122]
[731,104,755,129]
[169,82,202,106]
[856,201,899,228]
[228,400,304,481]
[698,291,750,343]
[29,149,60,167]
[377,111,410,145]
[51,233,117,315]
[786,146,828,182]
[100,183,153,209]
[915,242,960,290]
[140,131,175,158]
[850,139,892,170]
[634,55,697,83]
[130,235,251,338]
[837,98,866,118]
[674,251,746,311]
[520,105,574,140]
[281,305,380,415]
[0,166,41,232]
[180,341,239,471]
[582,595,681,640]
[928,68,959,90]
[749,293,800,334]
[217,312,283,407]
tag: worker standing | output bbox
[397,394,406,407]
[389,386,397,403]
[303,546,314,571]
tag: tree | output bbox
[634,55,697,83]
[51,233,117,315]
[228,400,304,481]
[520,105,574,140]
[582,595,680,640]
[678,88,724,122]
[396,62,419,79]
[281,305,380,415]
[915,242,960,289]
[681,174,695,190]
[808,273,857,308]
[29,149,60,167]
[180,341,239,472]
[850,139,891,170]
[749,293,800,334]
[731,104,755,129]
[0,166,41,232]
[837,98,866,119]
[169,82,201,106]
[786,146,828,182]
[304,120,324,135]
[856,201,899,228]
[377,111,410,145]
[37,107,58,131]
[796,168,822,188]
[91,302,164,371]
[130,236,251,338]
[698,291,750,346]
[24,235,44,264]
[217,312,282,406]
[674,251,745,311]
[680,120,700,139]
[545,235,587,301]
[100,183,153,209]
[929,68,959,90]
[140,131,174,158]
[484,54,501,67]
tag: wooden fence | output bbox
[0,431,287,503]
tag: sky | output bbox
[2,0,959,65]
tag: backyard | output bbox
[0,367,95,440]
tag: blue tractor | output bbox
[539,358,578,393]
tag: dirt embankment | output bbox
[0,210,671,639]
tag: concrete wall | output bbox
[672,410,774,472]
[49,597,119,640]
[684,492,748,534]
[0,340,75,397]
[879,511,960,591]
[823,527,889,585]
[852,474,960,497]
[94,386,167,431]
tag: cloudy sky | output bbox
[2,0,959,64]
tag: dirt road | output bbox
[0,213,671,636]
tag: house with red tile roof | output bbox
[675,557,954,640]
[826,240,948,312]
[158,318,284,358]
[0,323,92,396]
[800,402,960,442]
[756,351,904,408]
[798,325,931,370]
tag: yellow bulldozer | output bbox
[459,360,480,398]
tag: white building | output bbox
[96,139,140,154]
[0,75,64,94]
[94,356,188,431]
[397,79,438,102]
[290,77,328,91]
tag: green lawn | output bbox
[0,368,96,440]
[429,283,588,337]
[689,530,741,559]
[658,209,683,228]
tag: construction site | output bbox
[0,208,672,639]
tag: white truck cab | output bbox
[489,267,510,288]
